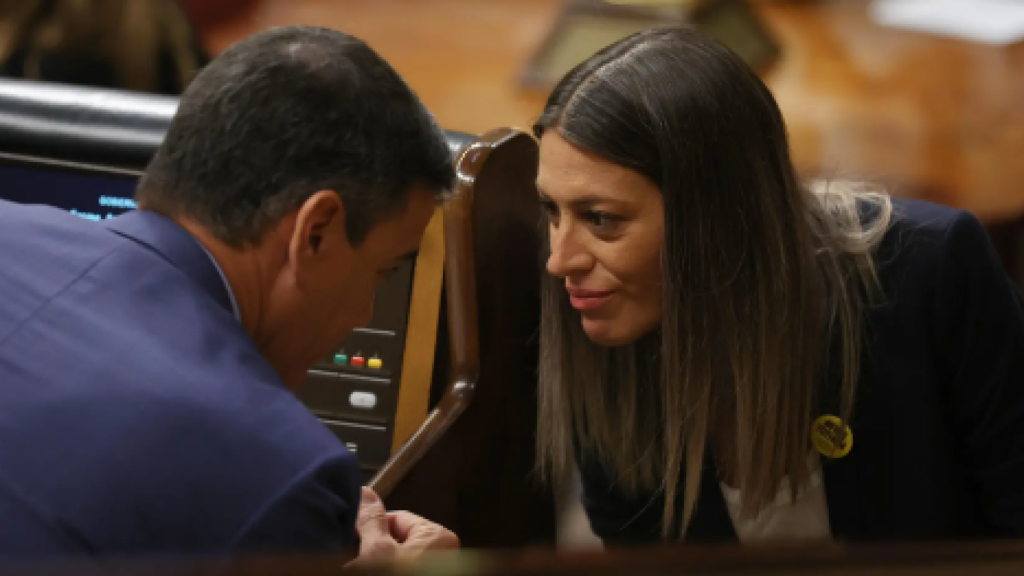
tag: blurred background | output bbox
[2,0,1022,285]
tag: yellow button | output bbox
[368,357,383,369]
[812,415,852,458]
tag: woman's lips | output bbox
[567,288,615,311]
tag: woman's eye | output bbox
[584,210,616,228]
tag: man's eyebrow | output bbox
[397,249,418,263]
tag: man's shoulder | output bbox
[0,200,115,249]
[0,300,355,554]
[0,203,359,553]
[0,202,127,339]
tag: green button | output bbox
[333,353,349,365]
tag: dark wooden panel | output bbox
[382,129,556,548]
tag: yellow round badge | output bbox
[811,415,852,458]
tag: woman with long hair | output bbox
[535,27,1024,544]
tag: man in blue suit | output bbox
[0,26,457,560]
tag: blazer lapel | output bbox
[818,350,869,540]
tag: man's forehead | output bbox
[364,189,435,259]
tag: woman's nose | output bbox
[546,225,591,278]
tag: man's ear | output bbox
[288,190,346,267]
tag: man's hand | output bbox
[348,486,459,566]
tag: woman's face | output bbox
[537,131,664,347]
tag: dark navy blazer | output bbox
[579,199,1024,543]
[0,203,361,558]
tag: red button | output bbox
[350,355,366,367]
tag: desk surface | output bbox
[205,0,1024,223]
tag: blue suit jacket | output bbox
[0,203,361,558]
[579,199,1024,543]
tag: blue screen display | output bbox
[0,159,139,221]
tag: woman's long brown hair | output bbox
[534,27,891,539]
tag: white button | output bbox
[349,391,377,410]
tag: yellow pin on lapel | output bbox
[812,415,853,458]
